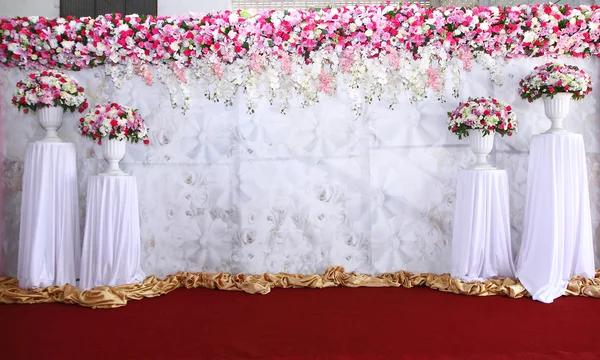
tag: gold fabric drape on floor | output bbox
[1,267,599,308]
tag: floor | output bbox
[1,286,599,359]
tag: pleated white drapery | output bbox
[451,169,515,282]
[17,143,81,289]
[80,176,145,290]
[517,134,595,303]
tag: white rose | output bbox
[523,31,536,43]
[62,41,74,50]
[7,43,19,52]
[55,24,66,35]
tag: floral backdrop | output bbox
[2,56,599,278]
[2,3,600,277]
[2,3,600,115]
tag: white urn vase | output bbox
[100,138,127,176]
[542,93,571,134]
[38,106,64,142]
[468,129,495,170]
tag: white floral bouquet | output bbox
[12,71,89,113]
[519,63,592,102]
[79,103,149,145]
[448,97,518,140]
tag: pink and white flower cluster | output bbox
[2,4,600,70]
[12,71,88,113]
[2,4,599,113]
[448,97,517,140]
[79,103,149,144]
[519,62,593,102]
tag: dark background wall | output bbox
[60,0,157,17]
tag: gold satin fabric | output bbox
[1,267,599,309]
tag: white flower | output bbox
[170,42,180,52]
[61,41,74,50]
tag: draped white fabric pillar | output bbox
[451,169,515,282]
[517,134,595,303]
[80,176,145,290]
[17,142,81,289]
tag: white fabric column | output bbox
[80,176,145,290]
[517,134,595,303]
[17,143,81,289]
[451,169,515,282]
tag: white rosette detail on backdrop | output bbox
[448,97,518,170]
[519,62,593,134]
[12,71,89,142]
[79,103,150,175]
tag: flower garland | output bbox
[448,97,517,139]
[11,71,88,113]
[2,4,600,114]
[79,103,149,144]
[519,62,593,102]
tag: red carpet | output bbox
[1,287,599,359]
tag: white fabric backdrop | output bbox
[2,56,600,278]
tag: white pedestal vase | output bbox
[468,129,495,170]
[542,93,571,134]
[100,138,127,176]
[37,106,64,142]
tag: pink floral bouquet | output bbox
[79,103,149,144]
[12,71,89,113]
[448,97,518,140]
[519,63,592,102]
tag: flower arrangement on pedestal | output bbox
[12,71,89,142]
[79,103,149,176]
[519,63,592,102]
[448,97,518,169]
[519,63,593,133]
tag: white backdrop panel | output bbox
[2,57,600,278]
